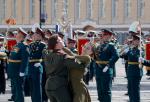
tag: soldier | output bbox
[144,33,150,79]
[0,51,7,94]
[93,29,119,102]
[28,27,46,102]
[65,38,91,102]
[43,34,91,102]
[7,27,29,102]
[123,34,143,102]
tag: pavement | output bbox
[0,59,150,102]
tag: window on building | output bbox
[13,0,17,18]
[22,0,25,19]
[30,0,35,18]
[124,0,131,17]
[75,0,80,20]
[87,0,93,19]
[51,0,57,23]
[64,0,68,14]
[137,0,144,18]
[42,0,46,14]
[100,0,105,17]
[112,0,118,18]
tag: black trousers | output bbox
[0,60,6,93]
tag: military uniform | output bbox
[125,46,143,102]
[64,46,91,102]
[94,41,119,102]
[28,40,46,102]
[0,52,7,94]
[8,40,29,102]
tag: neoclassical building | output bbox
[0,0,150,32]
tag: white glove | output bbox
[34,63,41,67]
[139,57,144,63]
[19,72,25,77]
[124,48,129,53]
[103,66,108,72]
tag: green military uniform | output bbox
[94,41,119,102]
[43,49,90,102]
[8,41,29,102]
[0,52,7,94]
[63,47,91,102]
[28,40,46,102]
[125,46,143,102]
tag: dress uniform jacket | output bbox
[124,47,143,102]
[64,47,91,102]
[8,41,29,102]
[0,52,7,94]
[94,41,119,102]
[43,49,88,102]
[28,41,46,102]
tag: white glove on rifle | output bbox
[34,63,41,67]
[19,72,25,77]
[138,57,144,63]
[103,66,108,72]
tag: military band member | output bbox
[123,35,143,102]
[93,29,119,102]
[28,27,46,102]
[8,27,29,102]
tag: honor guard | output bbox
[93,29,119,102]
[28,27,46,102]
[8,27,29,102]
[124,34,143,102]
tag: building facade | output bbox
[0,0,150,32]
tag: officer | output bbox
[125,34,143,102]
[8,27,29,102]
[67,38,77,53]
[93,29,119,102]
[0,51,7,94]
[28,27,46,102]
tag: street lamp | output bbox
[39,0,47,28]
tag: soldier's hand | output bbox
[19,72,25,77]
[139,57,144,63]
[34,63,41,67]
[103,66,108,72]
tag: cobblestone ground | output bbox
[0,59,150,102]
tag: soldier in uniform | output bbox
[43,34,91,102]
[123,34,143,102]
[0,51,7,94]
[66,38,91,102]
[93,29,119,102]
[8,27,29,102]
[28,27,46,102]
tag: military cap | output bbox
[101,29,113,35]
[18,27,28,36]
[35,27,45,38]
[67,38,76,43]
[87,30,97,37]
[75,30,86,35]
[47,29,55,34]
[12,31,18,34]
[58,32,65,36]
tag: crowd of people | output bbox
[0,24,150,102]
